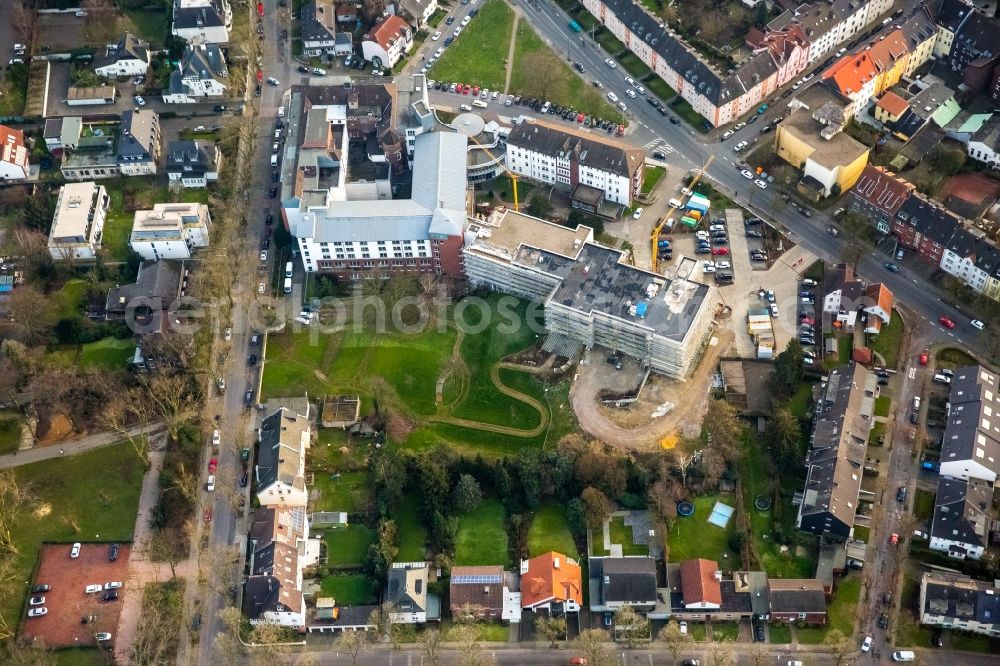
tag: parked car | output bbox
[85,584,103,594]
[972,319,986,330]
[29,596,45,606]
[32,584,50,593]
[938,315,956,329]
[27,608,47,617]
[109,543,119,561]
[71,543,81,559]
[861,636,873,652]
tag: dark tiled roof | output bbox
[173,3,227,30]
[935,0,977,33]
[922,573,1000,624]
[598,557,657,603]
[450,566,504,610]
[942,365,1000,476]
[507,122,644,179]
[105,260,184,318]
[95,32,149,70]
[930,475,991,550]
[180,44,228,81]
[166,139,216,177]
[117,109,158,161]
[852,166,912,217]
[971,115,1000,151]
[895,195,962,245]
[768,579,827,613]
[387,565,428,614]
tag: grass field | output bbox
[54,279,88,319]
[644,77,677,102]
[311,471,369,513]
[508,21,619,121]
[870,311,904,369]
[441,619,510,642]
[712,622,739,642]
[767,623,792,644]
[456,499,509,566]
[0,415,22,455]
[324,524,375,567]
[319,573,377,605]
[396,498,428,561]
[594,28,626,55]
[937,347,976,369]
[641,166,666,197]
[914,489,935,521]
[874,395,891,418]
[667,495,740,563]
[123,9,170,48]
[796,576,861,643]
[54,649,106,666]
[430,0,513,90]
[617,52,652,79]
[1,442,144,633]
[608,516,649,556]
[527,503,579,558]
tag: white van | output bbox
[891,652,915,662]
[668,197,683,209]
[285,261,293,278]
[283,277,292,294]
[472,99,487,108]
[270,154,278,167]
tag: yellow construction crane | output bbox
[649,155,715,274]
[468,133,520,211]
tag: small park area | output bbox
[430,0,514,90]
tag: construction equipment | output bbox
[650,155,714,274]
[468,133,520,211]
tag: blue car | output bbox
[444,36,454,46]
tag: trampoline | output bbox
[707,501,735,528]
[754,495,772,511]
[677,501,695,517]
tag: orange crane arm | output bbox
[649,155,715,273]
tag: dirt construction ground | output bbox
[21,542,131,649]
[570,323,735,448]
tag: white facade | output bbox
[505,140,635,206]
[48,182,109,260]
[0,126,30,181]
[939,457,997,484]
[968,139,1000,168]
[940,248,990,294]
[255,409,311,508]
[361,17,413,69]
[129,203,211,260]
[806,0,892,64]
[930,535,986,560]
[94,40,149,78]
[172,0,232,44]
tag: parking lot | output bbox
[21,542,130,649]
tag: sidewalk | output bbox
[0,421,165,470]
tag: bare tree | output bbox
[574,629,614,666]
[2,638,53,666]
[0,471,31,554]
[707,640,735,666]
[143,374,197,442]
[534,615,567,647]
[450,622,495,666]
[336,630,367,666]
[748,643,769,666]
[658,619,691,665]
[147,528,187,579]
[824,628,854,666]
[82,0,118,44]
[10,3,37,45]
[613,605,650,648]
[7,285,56,344]
[0,558,25,640]
[129,583,181,666]
[419,628,443,665]
[101,388,155,462]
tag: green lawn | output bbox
[508,20,619,122]
[952,632,992,652]
[441,619,510,642]
[768,623,792,644]
[324,524,375,567]
[123,9,170,48]
[870,311,904,369]
[870,421,885,445]
[456,499,509,566]
[895,610,933,648]
[319,573,377,605]
[937,347,976,369]
[609,515,649,556]
[688,622,707,641]
[617,52,652,79]
[54,649,107,666]
[712,622,739,642]
[852,524,870,543]
[796,576,861,643]
[311,471,369,513]
[0,415,21,455]
[837,335,852,363]
[594,28,626,55]
[914,489,935,521]
[667,495,740,563]
[1,442,144,633]
[874,395,891,417]
[644,77,677,103]
[429,0,514,90]
[80,337,134,370]
[396,498,428,561]
[786,382,813,419]
[54,279,88,319]
[671,97,711,133]
[527,503,579,558]
[641,166,666,197]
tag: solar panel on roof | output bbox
[452,574,501,584]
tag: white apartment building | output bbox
[245,505,314,629]
[928,475,991,560]
[920,572,1000,638]
[939,228,1000,295]
[505,121,644,206]
[172,0,232,44]
[129,203,211,260]
[48,182,109,260]
[255,407,311,507]
[93,32,150,78]
[163,44,228,103]
[361,15,413,70]
[939,365,1000,483]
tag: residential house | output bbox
[0,124,30,181]
[919,571,1000,638]
[769,0,894,66]
[386,563,440,624]
[943,4,1000,97]
[768,579,828,624]
[744,23,810,88]
[301,1,339,55]
[172,0,232,44]
[130,203,211,260]
[892,194,962,265]
[797,363,877,540]
[361,16,413,70]
[875,91,910,126]
[395,0,438,29]
[822,279,893,334]
[463,210,716,380]
[589,557,658,613]
[255,407,311,507]
[166,140,220,188]
[900,4,941,77]
[677,559,721,614]
[47,182,109,260]
[104,260,186,336]
[506,121,645,206]
[940,227,1000,294]
[665,562,768,621]
[929,475,992,560]
[163,44,228,103]
[244,505,312,629]
[449,566,520,622]
[822,29,911,115]
[850,165,913,233]
[117,109,160,176]
[94,32,150,78]
[774,87,869,198]
[519,551,583,614]
[940,365,1000,482]
[968,115,1000,167]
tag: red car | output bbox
[472,86,480,96]
[919,351,929,365]
[800,316,815,326]
[890,532,899,545]
[576,113,585,123]
[256,70,263,84]
[208,458,218,473]
[711,247,729,255]
[616,125,625,136]
[462,86,471,95]
[204,507,213,524]
[257,2,264,17]
[939,315,956,329]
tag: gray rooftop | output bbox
[95,32,149,70]
[118,109,158,161]
[930,475,991,551]
[507,121,645,179]
[941,365,1000,477]
[922,571,1000,624]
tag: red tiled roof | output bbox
[521,551,583,608]
[368,15,410,51]
[851,166,913,217]
[679,558,722,606]
[876,91,909,117]
[0,124,28,170]
[824,52,878,96]
[865,282,894,318]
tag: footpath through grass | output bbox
[430,0,514,90]
[1,442,144,633]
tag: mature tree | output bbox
[613,605,650,648]
[420,628,443,665]
[367,602,397,645]
[574,443,626,498]
[2,639,53,666]
[10,3,37,45]
[526,194,554,219]
[535,615,567,647]
[101,386,155,462]
[580,486,612,529]
[841,239,867,273]
[453,473,483,513]
[824,629,853,666]
[707,640,735,666]
[515,448,542,509]
[7,285,56,344]
[658,619,691,665]
[0,471,30,555]
[450,622,495,666]
[765,408,803,473]
[748,643,770,666]
[370,442,406,513]
[771,339,805,398]
[12,228,53,280]
[366,519,398,580]
[129,582,182,666]
[574,629,614,666]
[0,558,24,640]
[336,629,367,666]
[929,144,967,177]
[147,528,186,579]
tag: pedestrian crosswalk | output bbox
[642,136,674,155]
